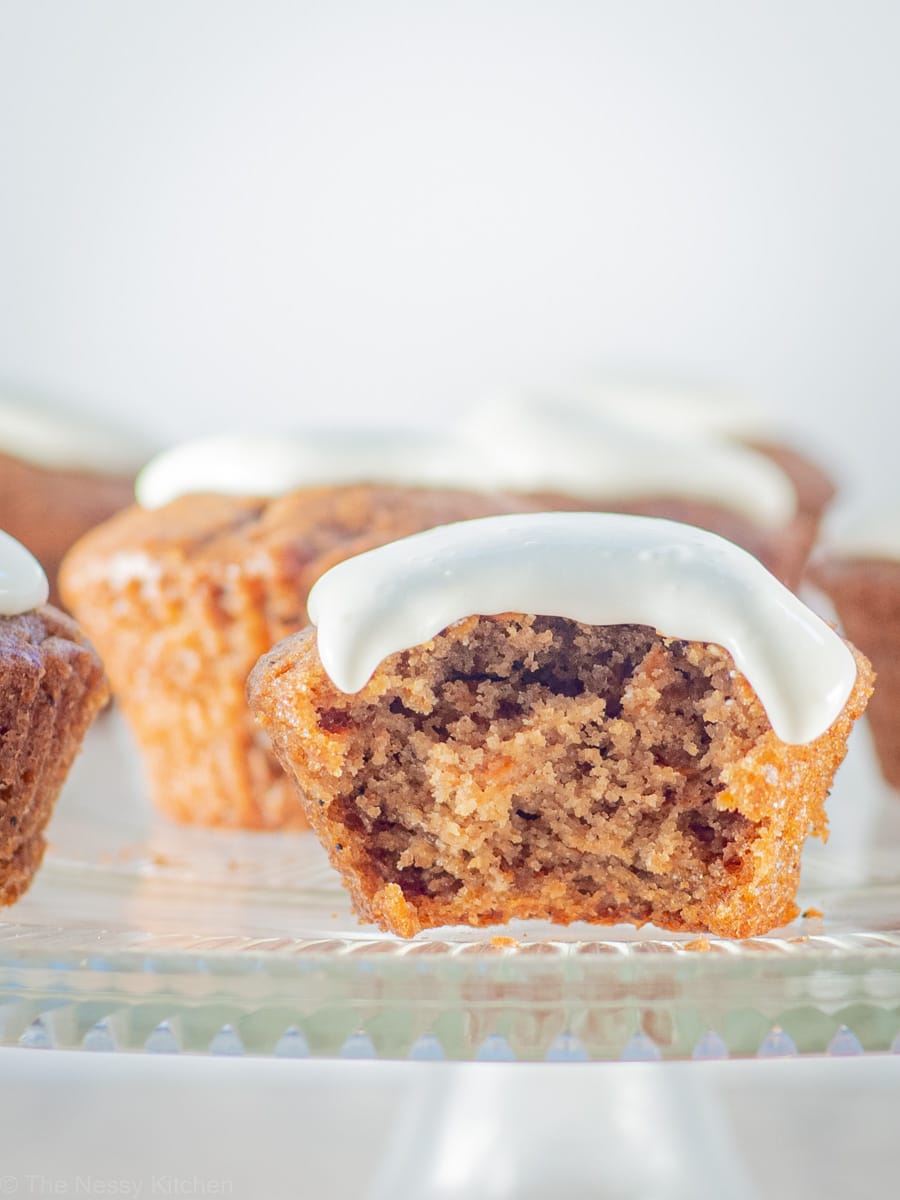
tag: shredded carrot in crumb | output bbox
[490,935,518,948]
[683,937,711,952]
[801,907,824,919]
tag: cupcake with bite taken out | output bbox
[249,513,871,938]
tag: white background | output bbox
[2,1,899,509]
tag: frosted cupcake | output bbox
[249,513,871,938]
[459,390,834,591]
[0,530,109,902]
[0,394,150,604]
[811,508,900,787]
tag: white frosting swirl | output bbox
[307,513,855,745]
[564,380,774,440]
[821,508,900,562]
[0,396,150,474]
[135,430,472,508]
[459,396,796,528]
[136,408,795,529]
[0,531,49,615]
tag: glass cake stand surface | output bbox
[2,710,900,1062]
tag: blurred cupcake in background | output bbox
[574,379,836,573]
[0,390,153,605]
[811,507,900,788]
[60,429,538,830]
[459,382,835,591]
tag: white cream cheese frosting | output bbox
[134,429,479,509]
[459,396,796,528]
[565,380,774,440]
[0,396,150,474]
[136,408,796,529]
[307,512,856,745]
[821,508,900,562]
[0,530,49,615]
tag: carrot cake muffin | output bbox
[0,530,109,903]
[59,480,537,829]
[0,395,149,605]
[248,513,871,938]
[811,509,900,787]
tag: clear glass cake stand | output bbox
[3,710,900,1061]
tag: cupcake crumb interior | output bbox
[306,616,771,931]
